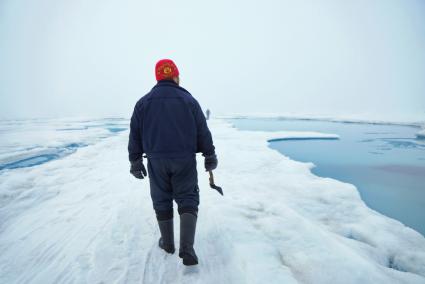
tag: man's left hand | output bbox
[204,154,218,171]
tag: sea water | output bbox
[229,118,425,236]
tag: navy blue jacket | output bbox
[128,80,215,161]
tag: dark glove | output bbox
[204,154,218,171]
[130,157,147,179]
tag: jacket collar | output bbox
[156,79,178,86]
[152,79,190,94]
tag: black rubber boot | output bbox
[157,218,175,254]
[179,213,198,266]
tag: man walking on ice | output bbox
[128,59,218,266]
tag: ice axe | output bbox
[208,171,223,196]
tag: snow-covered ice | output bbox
[0,118,127,170]
[1,119,425,284]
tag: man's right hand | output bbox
[204,154,218,171]
[130,157,147,179]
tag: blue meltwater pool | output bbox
[229,118,425,236]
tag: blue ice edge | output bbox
[0,143,88,171]
[267,136,339,142]
[107,127,127,133]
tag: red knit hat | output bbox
[155,59,179,81]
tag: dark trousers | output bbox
[147,156,199,220]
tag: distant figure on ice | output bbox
[205,109,211,120]
[128,59,218,266]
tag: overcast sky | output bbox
[1,0,424,121]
